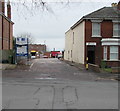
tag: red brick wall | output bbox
[101,21,113,38]
[106,61,120,67]
[10,23,13,49]
[0,1,2,13]
[0,16,2,50]
[29,44,46,53]
[44,52,51,58]
[3,17,9,50]
[0,15,13,50]
[85,20,102,66]
[85,20,114,67]
[0,1,13,51]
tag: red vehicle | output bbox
[51,51,61,58]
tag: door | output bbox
[87,46,95,64]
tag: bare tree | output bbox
[5,0,70,17]
[17,32,34,44]
[0,0,72,20]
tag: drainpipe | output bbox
[2,16,3,50]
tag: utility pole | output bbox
[44,40,46,53]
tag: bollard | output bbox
[86,57,88,70]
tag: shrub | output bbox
[100,61,107,68]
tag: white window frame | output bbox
[110,46,118,60]
[91,20,102,37]
[103,46,107,60]
[113,22,120,37]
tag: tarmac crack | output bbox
[33,88,40,95]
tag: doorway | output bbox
[87,46,95,64]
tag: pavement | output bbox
[0,59,33,70]
[2,58,119,109]
[0,63,16,70]
[63,60,119,81]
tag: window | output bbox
[113,23,120,37]
[104,46,107,60]
[73,32,74,44]
[92,22,101,37]
[110,46,118,60]
[17,38,19,41]
[71,50,72,58]
[22,38,25,41]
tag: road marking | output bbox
[35,77,56,80]
[30,63,34,69]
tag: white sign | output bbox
[86,42,96,46]
[17,46,27,54]
[16,37,28,45]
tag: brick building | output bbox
[44,52,51,58]
[64,2,120,69]
[29,44,46,58]
[0,0,14,62]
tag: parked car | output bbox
[43,55,48,58]
[31,56,36,59]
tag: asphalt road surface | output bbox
[2,58,118,109]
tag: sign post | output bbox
[15,37,29,64]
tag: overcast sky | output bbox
[10,0,119,51]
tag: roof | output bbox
[71,7,120,29]
[84,7,120,18]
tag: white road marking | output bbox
[30,63,35,69]
[35,77,56,80]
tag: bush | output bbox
[100,61,107,68]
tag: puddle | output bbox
[41,74,50,76]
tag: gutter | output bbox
[70,17,84,30]
[70,17,120,30]
[0,12,14,24]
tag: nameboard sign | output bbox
[16,37,28,57]
[86,42,96,46]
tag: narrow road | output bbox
[2,58,118,109]
[3,58,98,81]
[29,58,98,81]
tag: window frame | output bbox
[91,20,102,37]
[110,46,118,61]
[113,22,120,37]
[103,46,107,60]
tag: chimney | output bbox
[118,1,120,10]
[0,1,2,13]
[111,3,117,7]
[0,0,5,13]
[2,1,5,13]
[7,0,11,19]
